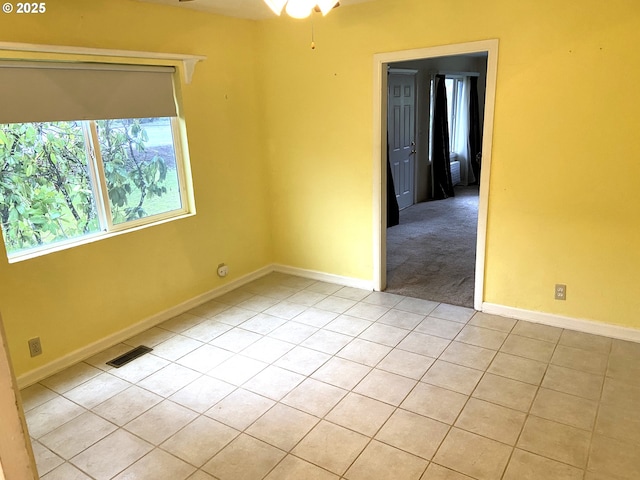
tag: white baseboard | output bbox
[482,302,640,343]
[16,264,371,388]
[272,264,375,291]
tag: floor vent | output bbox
[106,345,153,368]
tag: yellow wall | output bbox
[1,0,640,377]
[0,0,272,376]
[260,0,640,326]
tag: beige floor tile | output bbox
[186,470,217,480]
[344,302,390,321]
[62,372,130,409]
[468,312,516,333]
[454,398,526,445]
[211,306,257,326]
[415,316,466,340]
[246,403,318,450]
[83,343,134,372]
[20,383,59,412]
[353,368,417,405]
[241,336,296,363]
[472,373,537,412]
[264,455,339,480]
[559,329,611,354]
[359,322,410,346]
[500,334,556,362]
[41,462,93,480]
[286,290,329,307]
[274,345,331,376]
[187,299,230,319]
[420,463,474,479]
[243,365,305,400]
[376,408,449,460]
[291,421,369,475]
[378,308,426,330]
[70,429,153,480]
[175,344,233,373]
[401,382,468,424]
[487,352,547,385]
[325,315,373,336]
[210,327,263,352]
[397,331,451,357]
[517,416,591,468]
[136,363,201,397]
[422,360,483,395]
[542,364,604,400]
[112,449,195,480]
[336,338,392,367]
[281,378,347,417]
[606,353,640,387]
[530,387,598,430]
[376,349,434,380]
[32,441,64,476]
[161,416,239,467]
[40,362,103,394]
[601,376,640,409]
[239,313,288,334]
[611,338,640,359]
[238,295,280,313]
[363,291,404,308]
[124,400,198,445]
[40,411,117,459]
[455,325,508,350]
[301,329,353,354]
[152,334,204,362]
[269,321,319,343]
[92,385,162,426]
[205,388,275,430]
[314,296,358,314]
[433,428,512,480]
[503,449,584,480]
[440,341,496,371]
[430,304,475,323]
[305,281,342,295]
[326,392,395,436]
[109,353,170,384]
[169,375,235,413]
[311,356,371,389]
[345,440,428,480]
[334,287,371,301]
[203,434,286,480]
[292,307,338,328]
[207,355,268,385]
[551,344,608,375]
[511,321,562,343]
[595,402,640,445]
[25,396,86,439]
[180,319,233,343]
[394,297,438,316]
[588,433,640,480]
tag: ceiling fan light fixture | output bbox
[316,0,339,15]
[285,0,315,18]
[264,0,340,18]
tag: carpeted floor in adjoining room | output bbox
[385,186,479,308]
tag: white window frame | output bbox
[4,117,192,263]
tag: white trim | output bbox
[372,39,499,311]
[483,302,640,343]
[272,264,375,291]
[0,42,206,84]
[15,264,372,388]
[16,265,272,388]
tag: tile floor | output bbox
[20,273,640,480]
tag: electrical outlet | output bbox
[555,284,567,301]
[217,263,229,278]
[28,337,42,357]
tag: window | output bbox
[0,61,191,260]
[444,76,464,154]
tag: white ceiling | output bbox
[136,0,376,20]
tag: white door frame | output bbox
[372,39,499,311]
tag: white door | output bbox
[388,72,417,210]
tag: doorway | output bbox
[372,39,499,311]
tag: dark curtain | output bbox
[468,76,482,185]
[387,135,400,227]
[432,75,454,200]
